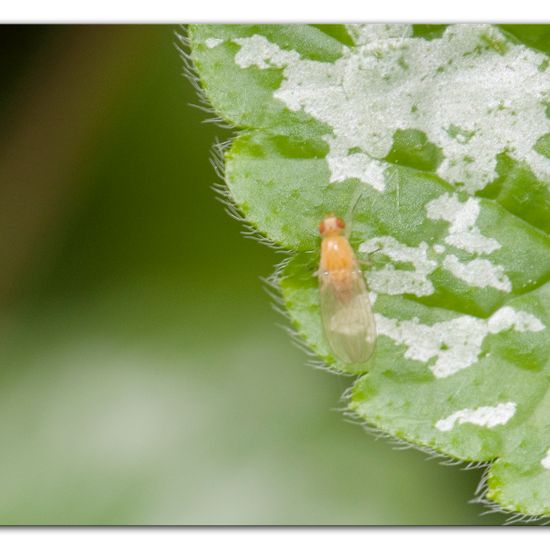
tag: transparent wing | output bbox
[319,269,376,364]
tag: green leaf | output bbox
[187,24,550,518]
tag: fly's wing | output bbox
[319,269,376,364]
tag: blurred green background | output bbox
[0,25,505,525]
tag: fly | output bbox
[318,215,376,364]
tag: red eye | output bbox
[337,218,345,229]
[319,221,326,234]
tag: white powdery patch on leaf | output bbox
[324,135,387,191]
[487,306,545,333]
[359,236,437,296]
[443,255,512,292]
[205,38,224,49]
[376,314,486,378]
[346,23,413,46]
[426,192,512,292]
[541,449,550,469]
[231,24,550,193]
[425,193,500,255]
[376,306,545,378]
[233,35,300,70]
[435,402,516,432]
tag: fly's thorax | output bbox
[320,235,357,273]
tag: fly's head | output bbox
[319,215,345,238]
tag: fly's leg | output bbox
[358,247,381,267]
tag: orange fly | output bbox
[318,215,376,364]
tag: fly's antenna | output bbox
[344,184,367,238]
